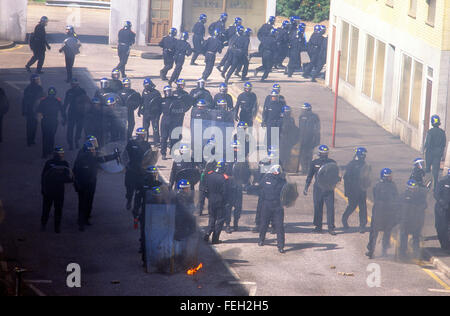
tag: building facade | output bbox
[110,0,277,46]
[326,0,450,151]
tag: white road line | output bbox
[428,288,450,293]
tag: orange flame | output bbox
[187,263,203,275]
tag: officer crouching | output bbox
[258,165,287,253]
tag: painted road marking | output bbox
[0,45,24,52]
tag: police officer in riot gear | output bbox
[256,28,277,81]
[198,138,218,216]
[191,14,207,65]
[410,158,427,187]
[26,16,51,74]
[398,179,428,259]
[41,146,73,233]
[73,141,120,231]
[434,169,450,250]
[115,21,136,78]
[213,83,234,111]
[258,164,287,253]
[366,168,399,259]
[203,161,231,244]
[201,29,224,81]
[119,78,141,139]
[235,82,258,127]
[274,20,290,69]
[64,78,87,150]
[94,77,114,104]
[168,32,193,86]
[174,179,196,241]
[59,25,81,83]
[125,127,151,210]
[287,26,307,77]
[342,147,369,232]
[224,25,248,84]
[218,17,242,73]
[262,89,284,151]
[110,69,123,92]
[169,144,198,191]
[304,145,338,235]
[159,28,178,81]
[208,13,228,45]
[22,74,45,146]
[37,87,66,159]
[303,25,327,82]
[139,78,162,145]
[190,78,214,108]
[298,102,321,175]
[424,115,446,190]
[160,85,183,160]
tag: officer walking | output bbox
[433,169,450,250]
[366,168,399,259]
[115,21,136,78]
[208,13,228,45]
[342,147,370,232]
[234,82,258,127]
[224,25,248,84]
[64,78,87,150]
[303,25,327,82]
[303,145,339,235]
[190,79,214,108]
[287,27,307,77]
[119,78,141,139]
[59,25,81,83]
[22,74,44,146]
[255,28,277,81]
[191,14,207,65]
[262,89,284,151]
[218,17,242,73]
[139,78,162,145]
[73,141,119,231]
[258,165,287,253]
[201,30,224,81]
[203,161,231,244]
[424,115,446,190]
[41,146,73,233]
[297,102,320,175]
[168,32,193,86]
[159,28,178,81]
[124,127,151,210]
[26,16,51,74]
[197,138,218,215]
[0,87,10,143]
[169,144,198,191]
[274,20,290,69]
[37,87,66,159]
[399,179,428,259]
[159,86,179,160]
[213,83,233,111]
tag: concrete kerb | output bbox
[0,41,15,50]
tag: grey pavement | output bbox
[0,4,448,296]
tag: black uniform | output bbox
[219,30,237,71]
[258,172,287,251]
[249,22,273,61]
[235,90,257,127]
[342,158,369,229]
[260,35,277,80]
[275,27,289,68]
[139,87,162,144]
[190,106,210,161]
[64,85,87,150]
[73,150,117,230]
[201,36,223,81]
[190,86,214,108]
[116,27,136,77]
[191,21,206,65]
[37,96,65,158]
[26,23,50,73]
[225,34,249,83]
[399,186,427,257]
[424,126,446,190]
[287,32,306,77]
[159,95,183,157]
[262,96,284,150]
[303,32,327,81]
[298,110,320,174]
[0,88,10,143]
[198,157,217,215]
[59,33,81,82]
[305,156,338,231]
[41,157,73,232]
[410,166,426,187]
[109,79,123,93]
[366,179,399,257]
[22,82,44,146]
[84,102,107,147]
[204,169,231,243]
[169,39,193,84]
[434,176,450,250]
[213,93,233,111]
[169,158,198,190]
[118,86,141,139]
[125,138,151,207]
[208,20,226,44]
[159,35,177,80]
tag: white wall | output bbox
[266,0,277,21]
[0,0,27,42]
[109,0,149,46]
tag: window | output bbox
[426,0,436,26]
[409,0,417,18]
[363,35,386,104]
[398,54,423,128]
[339,21,359,87]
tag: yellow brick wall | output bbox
[337,0,450,51]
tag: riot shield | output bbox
[175,168,201,186]
[141,149,159,170]
[316,162,340,191]
[359,163,372,191]
[280,180,299,208]
[99,141,126,173]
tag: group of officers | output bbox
[156,13,328,85]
